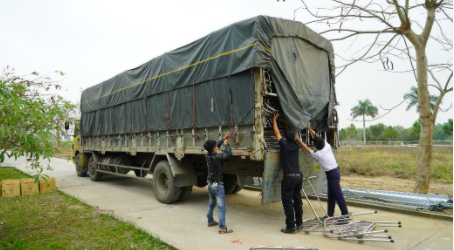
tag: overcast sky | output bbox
[1,0,452,129]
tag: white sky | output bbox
[1,0,452,129]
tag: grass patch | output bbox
[0,168,30,180]
[0,168,175,250]
[337,147,453,182]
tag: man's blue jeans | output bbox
[207,183,226,229]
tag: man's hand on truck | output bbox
[223,132,233,144]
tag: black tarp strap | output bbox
[166,92,170,130]
[227,76,235,127]
[192,85,196,129]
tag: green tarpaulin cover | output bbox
[80,15,336,136]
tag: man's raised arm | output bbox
[306,122,318,138]
[273,113,282,141]
[295,135,312,153]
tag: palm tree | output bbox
[350,99,378,145]
[404,86,438,112]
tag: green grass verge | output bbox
[0,168,175,250]
[337,147,453,182]
[0,167,29,180]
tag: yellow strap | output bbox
[82,41,271,106]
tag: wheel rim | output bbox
[157,172,169,194]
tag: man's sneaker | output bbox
[281,227,296,234]
[320,215,329,221]
[296,225,303,231]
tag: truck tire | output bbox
[177,186,193,202]
[75,154,87,177]
[196,175,208,188]
[152,160,181,204]
[88,155,103,181]
[231,184,243,194]
[223,174,238,194]
[134,169,148,177]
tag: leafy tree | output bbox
[339,128,347,141]
[443,119,453,138]
[0,67,77,180]
[394,125,408,141]
[403,86,438,112]
[350,99,378,145]
[366,123,386,141]
[52,97,79,147]
[433,123,448,140]
[345,123,358,140]
[407,120,421,141]
[383,126,398,142]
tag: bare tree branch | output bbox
[432,72,453,123]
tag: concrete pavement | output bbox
[2,157,453,250]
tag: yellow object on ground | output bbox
[2,179,21,197]
[20,178,39,196]
[39,177,56,193]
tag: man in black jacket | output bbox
[273,114,303,234]
[204,132,233,234]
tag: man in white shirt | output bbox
[296,123,349,218]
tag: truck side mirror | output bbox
[64,122,70,130]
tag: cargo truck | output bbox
[71,15,339,205]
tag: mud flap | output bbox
[261,150,327,205]
[166,154,197,187]
[299,151,327,196]
[262,151,283,205]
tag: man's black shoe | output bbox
[296,225,303,231]
[281,227,296,234]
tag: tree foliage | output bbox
[403,86,439,112]
[366,123,386,141]
[350,99,379,120]
[383,126,399,141]
[0,67,77,179]
[339,123,358,141]
[351,99,379,144]
[443,119,453,137]
[339,120,451,142]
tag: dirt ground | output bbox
[342,175,453,196]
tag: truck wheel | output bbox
[196,175,208,188]
[223,174,238,194]
[75,154,87,177]
[152,161,181,204]
[231,184,243,194]
[88,155,103,181]
[134,169,148,177]
[177,186,193,202]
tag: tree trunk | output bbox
[362,114,366,145]
[413,47,433,194]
